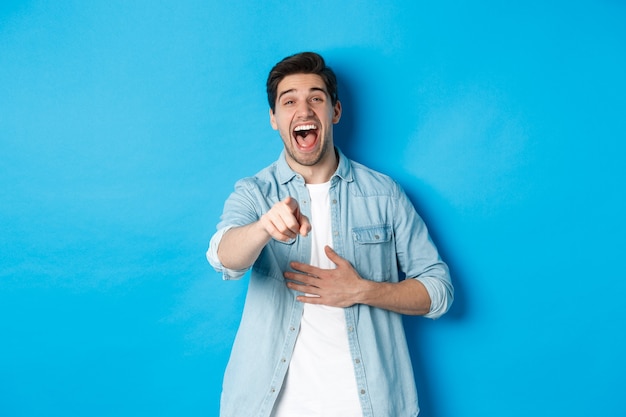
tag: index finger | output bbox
[284,196,299,214]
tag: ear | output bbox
[269,108,278,130]
[332,100,342,124]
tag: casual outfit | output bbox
[207,148,453,417]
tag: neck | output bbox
[288,148,339,184]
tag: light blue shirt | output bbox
[207,148,453,417]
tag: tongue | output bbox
[296,131,317,150]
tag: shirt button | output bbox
[348,326,354,332]
[332,199,337,204]
[355,358,361,364]
[290,326,295,332]
[374,234,380,240]
[281,358,286,363]
[360,389,366,395]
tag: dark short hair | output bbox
[266,52,339,112]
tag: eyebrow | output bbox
[277,86,328,102]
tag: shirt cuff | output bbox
[415,276,453,319]
[206,227,249,280]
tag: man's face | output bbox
[270,73,342,170]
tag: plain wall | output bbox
[1,1,624,416]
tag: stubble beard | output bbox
[285,134,331,167]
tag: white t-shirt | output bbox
[271,182,362,417]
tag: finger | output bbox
[277,199,303,235]
[289,261,321,276]
[298,214,311,237]
[284,196,299,214]
[284,271,317,285]
[262,211,296,240]
[323,245,343,265]
[286,281,319,293]
[296,295,324,305]
[283,197,311,237]
[264,200,301,238]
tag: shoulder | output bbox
[347,159,402,197]
[233,161,281,193]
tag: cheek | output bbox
[278,127,292,144]
[273,113,291,131]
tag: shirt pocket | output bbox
[352,224,393,282]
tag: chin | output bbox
[293,154,323,167]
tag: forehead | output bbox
[276,73,328,96]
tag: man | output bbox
[207,52,453,417]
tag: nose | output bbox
[296,101,314,117]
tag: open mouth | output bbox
[293,123,319,151]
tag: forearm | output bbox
[217,222,271,270]
[356,278,432,316]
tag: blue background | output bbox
[1,1,625,416]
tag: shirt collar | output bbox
[276,147,354,185]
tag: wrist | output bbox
[355,278,379,306]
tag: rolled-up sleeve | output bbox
[415,275,454,319]
[207,178,262,281]
[393,181,454,319]
[206,226,250,280]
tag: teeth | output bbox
[294,124,317,132]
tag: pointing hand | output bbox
[260,196,311,242]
